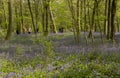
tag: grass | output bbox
[0,32,120,77]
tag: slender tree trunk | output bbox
[48,3,57,33]
[84,0,87,32]
[87,0,91,32]
[15,4,21,35]
[88,0,96,39]
[104,0,108,35]
[67,0,80,43]
[83,0,88,45]
[96,0,103,42]
[110,0,117,41]
[5,0,13,40]
[67,0,77,42]
[40,0,45,32]
[34,0,39,32]
[43,0,49,36]
[117,18,119,32]
[28,0,37,34]
[80,0,83,31]
[76,0,80,43]
[107,0,111,40]
[20,0,23,34]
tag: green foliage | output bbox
[0,29,6,39]
[0,59,14,72]
[56,59,120,78]
[16,46,24,56]
[23,70,46,78]
[1,35,120,77]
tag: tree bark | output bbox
[88,0,96,39]
[107,0,111,40]
[104,0,108,35]
[67,0,80,43]
[34,0,40,32]
[48,3,57,33]
[20,0,23,34]
[28,0,37,34]
[43,0,49,36]
[5,0,13,40]
[110,0,117,41]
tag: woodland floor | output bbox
[0,32,120,78]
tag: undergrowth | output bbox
[0,33,120,78]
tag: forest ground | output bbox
[0,32,120,78]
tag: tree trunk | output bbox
[117,18,119,32]
[15,4,21,35]
[110,0,117,41]
[96,0,103,42]
[88,0,96,39]
[87,0,91,32]
[48,3,57,33]
[67,0,77,42]
[84,0,87,32]
[107,0,111,40]
[20,0,23,34]
[28,0,37,34]
[5,0,13,40]
[42,0,50,36]
[104,0,108,35]
[34,0,40,32]
[80,0,83,31]
[76,0,80,43]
